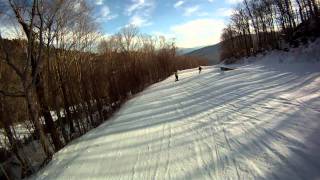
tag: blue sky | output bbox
[91,0,241,48]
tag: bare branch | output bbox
[0,89,25,97]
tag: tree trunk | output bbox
[35,74,63,151]
[56,109,69,144]
[296,0,306,23]
[25,87,52,159]
[59,78,75,135]
[96,98,104,122]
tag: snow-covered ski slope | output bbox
[34,42,320,180]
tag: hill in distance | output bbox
[176,47,204,55]
[185,42,221,65]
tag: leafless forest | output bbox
[221,0,320,63]
[0,0,207,178]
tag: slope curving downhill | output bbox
[33,56,320,180]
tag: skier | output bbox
[198,66,202,74]
[175,70,179,82]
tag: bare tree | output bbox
[220,0,320,62]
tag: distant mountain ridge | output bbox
[185,42,222,65]
[177,47,204,55]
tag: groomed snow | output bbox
[32,42,320,180]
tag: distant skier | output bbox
[175,70,179,82]
[198,66,202,74]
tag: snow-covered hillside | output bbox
[32,41,320,180]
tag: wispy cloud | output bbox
[96,5,118,22]
[126,0,154,16]
[125,0,155,28]
[217,8,233,17]
[129,15,152,27]
[101,5,110,17]
[183,5,200,16]
[174,1,184,8]
[95,0,104,6]
[225,0,242,4]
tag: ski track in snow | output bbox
[32,64,320,180]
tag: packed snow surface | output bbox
[33,44,320,179]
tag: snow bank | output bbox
[230,38,320,74]
[31,42,320,179]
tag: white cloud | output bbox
[125,0,155,28]
[96,5,118,22]
[183,5,200,16]
[226,0,242,4]
[127,0,144,15]
[170,18,225,48]
[101,6,110,17]
[217,8,233,17]
[208,0,214,2]
[129,15,152,27]
[95,0,104,5]
[126,0,155,16]
[174,1,184,8]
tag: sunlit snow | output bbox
[33,40,320,180]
